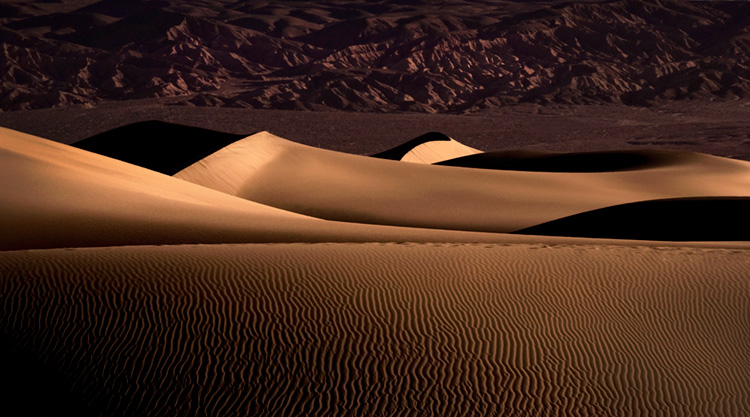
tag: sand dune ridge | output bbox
[176,131,750,233]
[372,131,482,164]
[3,126,561,250]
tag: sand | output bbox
[371,131,482,164]
[399,137,481,164]
[175,131,750,233]
[2,242,750,416]
[0,126,565,251]
[3,124,750,416]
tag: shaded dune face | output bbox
[371,131,452,160]
[515,197,750,241]
[2,243,750,416]
[436,149,705,172]
[73,121,247,175]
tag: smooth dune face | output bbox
[0,127,545,250]
[2,242,750,416]
[175,131,750,233]
[399,138,481,164]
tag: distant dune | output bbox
[175,131,750,233]
[2,0,750,111]
[372,132,481,164]
[8,124,750,245]
[0,126,540,251]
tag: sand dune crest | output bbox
[371,131,481,164]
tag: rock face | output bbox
[2,0,749,112]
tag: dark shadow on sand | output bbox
[515,197,750,241]
[73,121,247,175]
[371,132,451,160]
[437,150,700,172]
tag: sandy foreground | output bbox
[2,243,750,416]
[2,125,750,416]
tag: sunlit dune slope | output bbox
[175,131,750,233]
[372,132,481,164]
[2,242,750,416]
[0,127,531,251]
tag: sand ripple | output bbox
[2,243,750,416]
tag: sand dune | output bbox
[372,131,481,164]
[73,120,247,175]
[175,131,750,233]
[399,138,480,164]
[1,126,551,251]
[2,242,750,416]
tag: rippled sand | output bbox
[2,243,750,416]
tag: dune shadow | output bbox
[437,149,700,172]
[515,197,750,241]
[73,121,247,175]
[371,132,451,160]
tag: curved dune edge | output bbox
[2,242,750,416]
[515,197,750,241]
[401,138,482,164]
[436,149,707,172]
[175,131,750,233]
[3,126,577,251]
[371,132,482,164]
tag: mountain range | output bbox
[2,0,749,112]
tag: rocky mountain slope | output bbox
[2,0,749,112]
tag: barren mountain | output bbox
[2,0,749,112]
